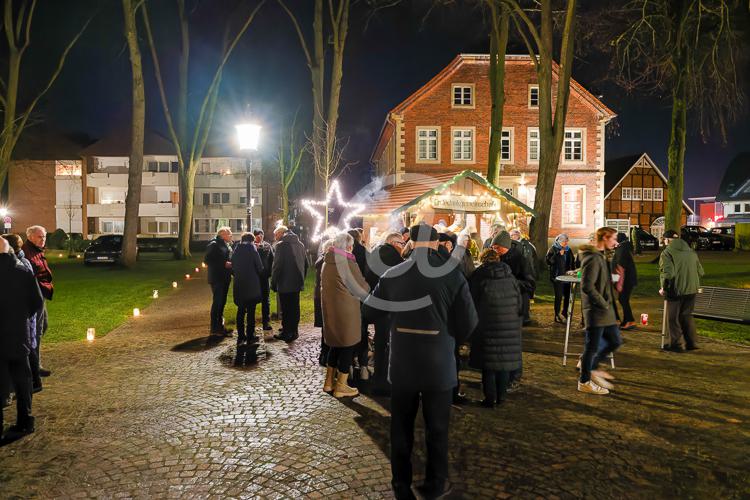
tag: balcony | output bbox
[87,173,128,188]
[87,203,178,218]
[142,172,179,186]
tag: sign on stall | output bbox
[430,195,501,212]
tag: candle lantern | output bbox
[133,308,140,317]
[152,290,159,299]
[172,281,178,288]
[86,328,95,342]
[194,267,200,273]
[185,274,190,280]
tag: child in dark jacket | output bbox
[469,249,523,407]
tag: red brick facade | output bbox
[7,160,57,235]
[371,54,616,240]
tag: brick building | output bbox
[370,54,617,241]
[603,153,692,239]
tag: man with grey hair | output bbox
[364,231,405,394]
[22,225,54,383]
[204,227,234,336]
[483,223,506,249]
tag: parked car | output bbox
[632,226,659,250]
[681,225,712,250]
[83,235,125,265]
[710,226,735,250]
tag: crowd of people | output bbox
[1,219,705,498]
[1,226,54,439]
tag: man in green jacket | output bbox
[659,229,705,352]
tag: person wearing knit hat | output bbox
[490,230,512,250]
[409,223,438,243]
[490,230,536,389]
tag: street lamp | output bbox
[235,122,261,233]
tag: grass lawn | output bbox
[535,250,750,344]
[44,254,201,343]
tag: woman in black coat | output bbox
[612,232,638,329]
[469,249,523,408]
[231,233,264,345]
[546,233,575,323]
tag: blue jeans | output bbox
[580,324,622,383]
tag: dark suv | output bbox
[680,225,712,250]
[83,235,125,264]
[710,226,735,250]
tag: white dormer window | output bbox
[452,84,474,108]
[621,187,632,200]
[529,86,539,108]
[632,188,642,200]
[653,188,663,201]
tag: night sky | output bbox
[15,0,750,201]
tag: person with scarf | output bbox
[546,233,575,323]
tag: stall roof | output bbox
[363,170,536,217]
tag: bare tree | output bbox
[277,0,350,198]
[121,0,145,268]
[0,0,90,196]
[609,0,746,232]
[276,112,304,224]
[501,0,578,260]
[141,0,267,258]
[487,0,510,184]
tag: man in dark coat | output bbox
[232,233,264,345]
[469,249,522,407]
[271,226,307,342]
[0,238,44,437]
[253,229,274,331]
[363,223,478,500]
[364,232,405,394]
[204,227,234,336]
[612,232,638,330]
[510,228,538,278]
[21,225,53,382]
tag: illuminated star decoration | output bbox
[301,180,365,242]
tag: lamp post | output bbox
[235,122,261,232]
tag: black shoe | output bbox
[662,344,686,353]
[247,335,260,344]
[284,332,299,343]
[555,314,565,324]
[415,480,452,499]
[262,324,272,331]
[392,483,416,500]
[452,393,469,405]
[507,380,521,393]
[32,385,43,394]
[480,399,495,408]
[273,330,287,340]
[39,368,51,377]
[9,417,35,435]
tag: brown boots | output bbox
[333,372,359,398]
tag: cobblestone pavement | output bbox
[1,277,749,498]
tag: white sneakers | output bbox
[577,380,610,395]
[591,371,615,390]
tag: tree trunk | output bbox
[176,162,197,259]
[311,0,326,197]
[121,0,145,268]
[487,2,509,185]
[281,187,289,223]
[666,72,688,233]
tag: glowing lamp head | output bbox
[194,267,199,273]
[172,281,178,288]
[235,123,261,151]
[133,308,140,317]
[0,208,7,218]
[185,274,190,280]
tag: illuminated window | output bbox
[452,128,474,162]
[562,185,585,226]
[417,128,439,161]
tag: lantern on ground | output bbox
[86,328,95,342]
[152,290,159,299]
[172,281,178,288]
[133,308,140,317]
[185,274,190,280]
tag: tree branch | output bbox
[12,15,91,147]
[276,0,314,68]
[141,2,184,168]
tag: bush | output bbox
[68,233,91,252]
[46,229,69,250]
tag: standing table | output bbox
[555,274,616,368]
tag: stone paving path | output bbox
[1,276,749,498]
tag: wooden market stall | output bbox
[361,170,536,246]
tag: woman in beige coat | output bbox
[321,231,370,397]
